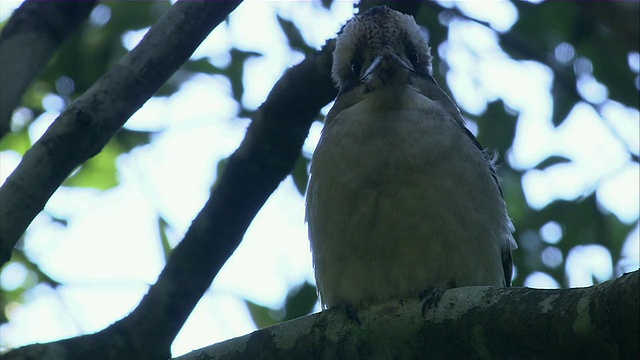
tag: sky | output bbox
[0,0,638,357]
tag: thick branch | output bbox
[111,38,336,357]
[0,0,242,266]
[175,271,639,360]
[0,0,98,139]
[1,38,337,360]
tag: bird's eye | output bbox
[351,60,362,76]
[408,51,419,66]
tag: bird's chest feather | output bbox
[307,91,506,303]
[311,93,478,236]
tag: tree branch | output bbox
[0,0,98,139]
[0,0,243,266]
[2,35,337,360]
[175,270,639,360]
[112,37,335,358]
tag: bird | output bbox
[305,6,517,309]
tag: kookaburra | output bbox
[306,6,517,309]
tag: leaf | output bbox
[226,48,262,100]
[0,126,31,155]
[283,282,318,321]
[157,215,173,261]
[211,156,229,191]
[276,15,315,55]
[499,167,528,230]
[290,154,310,196]
[319,0,333,10]
[244,282,318,329]
[182,58,224,75]
[47,212,69,227]
[551,78,578,127]
[475,100,517,156]
[37,1,172,99]
[115,128,156,152]
[63,140,123,190]
[571,4,638,108]
[108,1,172,30]
[533,155,572,170]
[245,300,279,329]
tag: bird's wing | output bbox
[460,125,515,287]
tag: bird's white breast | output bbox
[307,86,509,308]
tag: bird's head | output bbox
[332,6,433,93]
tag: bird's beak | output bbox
[361,47,413,83]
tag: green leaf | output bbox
[277,15,315,55]
[115,128,156,152]
[245,300,279,329]
[0,126,31,155]
[290,154,310,196]
[108,1,171,30]
[157,215,173,261]
[211,156,230,191]
[37,1,171,100]
[533,155,572,170]
[63,140,122,190]
[499,167,528,231]
[244,282,318,329]
[227,48,262,101]
[551,79,579,127]
[474,100,517,156]
[183,58,225,76]
[319,0,333,9]
[47,212,69,227]
[283,282,317,321]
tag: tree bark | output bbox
[0,0,98,139]
[175,270,639,360]
[1,33,337,360]
[0,0,242,266]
